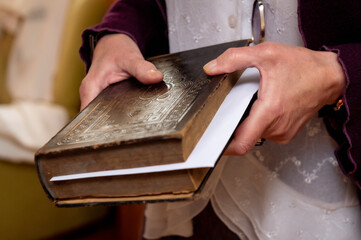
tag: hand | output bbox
[79,34,163,110]
[203,42,346,155]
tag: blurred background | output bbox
[0,0,126,239]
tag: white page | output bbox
[51,68,260,181]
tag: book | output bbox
[35,39,251,207]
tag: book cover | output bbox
[35,40,250,207]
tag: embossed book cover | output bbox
[36,40,250,206]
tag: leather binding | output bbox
[35,40,250,207]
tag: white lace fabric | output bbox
[143,0,361,239]
[167,0,254,53]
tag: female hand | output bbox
[79,34,163,110]
[203,42,346,155]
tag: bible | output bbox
[36,40,251,207]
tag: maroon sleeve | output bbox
[298,0,361,188]
[79,0,169,71]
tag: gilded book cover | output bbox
[36,40,250,206]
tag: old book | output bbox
[36,39,250,207]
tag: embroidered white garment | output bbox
[143,0,361,239]
[0,0,70,163]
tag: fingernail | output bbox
[203,59,217,72]
[147,69,163,78]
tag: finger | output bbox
[123,58,164,85]
[224,100,273,155]
[107,34,163,84]
[203,46,260,75]
[80,57,163,110]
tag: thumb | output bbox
[203,47,259,75]
[79,59,163,110]
[124,58,164,85]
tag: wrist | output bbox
[323,51,346,106]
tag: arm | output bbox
[79,0,168,71]
[78,0,169,109]
[204,42,346,153]
[299,0,361,188]
[204,0,361,188]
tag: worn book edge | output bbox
[35,40,259,207]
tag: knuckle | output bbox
[218,48,240,72]
[258,42,279,58]
[224,47,238,56]
[223,48,239,61]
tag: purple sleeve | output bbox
[298,0,361,188]
[79,0,169,71]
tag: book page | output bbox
[51,68,260,181]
